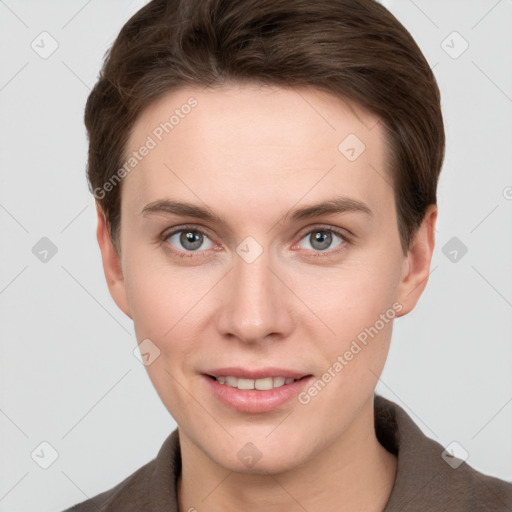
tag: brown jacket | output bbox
[62,394,512,511]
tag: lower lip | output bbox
[203,375,313,413]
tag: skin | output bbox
[96,83,437,512]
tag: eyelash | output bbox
[160,224,350,259]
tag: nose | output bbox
[215,245,294,345]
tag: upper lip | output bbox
[204,367,311,380]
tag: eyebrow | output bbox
[140,196,373,224]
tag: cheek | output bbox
[292,265,400,417]
[292,255,402,406]
[123,255,223,358]
[123,261,209,414]
[293,256,401,337]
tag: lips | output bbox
[204,367,310,380]
[202,367,314,413]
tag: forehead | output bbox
[122,84,392,223]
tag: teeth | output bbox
[214,375,299,390]
[237,378,255,390]
[272,377,285,388]
[225,376,238,387]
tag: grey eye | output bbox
[299,230,343,252]
[167,230,214,252]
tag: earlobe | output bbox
[396,205,437,317]
[95,203,133,319]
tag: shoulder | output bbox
[375,394,512,512]
[61,459,155,511]
[60,428,181,512]
[426,455,512,511]
[456,465,512,511]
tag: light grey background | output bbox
[0,1,511,511]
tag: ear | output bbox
[95,203,132,319]
[396,204,437,317]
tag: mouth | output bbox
[202,368,314,413]
[205,374,310,390]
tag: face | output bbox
[98,83,435,474]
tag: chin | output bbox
[206,431,312,476]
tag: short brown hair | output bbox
[85,0,445,254]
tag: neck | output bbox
[177,395,397,512]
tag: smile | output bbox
[208,375,300,390]
[203,371,313,413]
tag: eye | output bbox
[296,227,346,253]
[161,224,349,259]
[164,227,215,255]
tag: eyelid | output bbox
[294,223,352,241]
[161,224,213,241]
